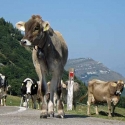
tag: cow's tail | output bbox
[79,91,88,102]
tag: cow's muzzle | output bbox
[20,39,26,46]
[27,92,31,95]
[115,91,121,95]
[20,39,32,46]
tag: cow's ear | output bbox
[43,21,50,31]
[22,82,25,85]
[111,82,117,87]
[15,21,25,31]
[61,83,67,88]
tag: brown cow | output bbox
[87,79,125,117]
[15,15,68,118]
[47,80,80,110]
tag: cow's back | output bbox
[53,31,68,66]
[88,79,110,102]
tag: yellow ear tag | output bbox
[43,27,48,31]
[35,85,37,87]
[22,83,24,86]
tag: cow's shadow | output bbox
[64,112,125,118]
[98,111,125,117]
[64,114,88,119]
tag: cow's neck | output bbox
[38,27,54,50]
[36,31,51,71]
[37,28,54,56]
[38,32,48,52]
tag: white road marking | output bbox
[0,106,27,116]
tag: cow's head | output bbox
[7,85,11,91]
[61,80,68,89]
[26,80,33,94]
[15,15,50,47]
[0,74,8,88]
[115,80,125,95]
[0,74,5,87]
[110,80,125,95]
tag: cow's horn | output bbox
[62,83,67,88]
[111,82,117,87]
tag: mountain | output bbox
[65,58,125,84]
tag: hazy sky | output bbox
[0,0,125,76]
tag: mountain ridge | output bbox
[65,58,125,84]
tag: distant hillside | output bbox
[65,58,125,83]
[0,17,38,95]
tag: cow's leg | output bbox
[4,99,6,106]
[95,105,99,115]
[73,101,77,110]
[37,79,48,118]
[107,99,112,117]
[32,48,48,118]
[30,96,33,109]
[37,98,41,110]
[1,99,3,106]
[87,94,92,115]
[48,73,64,118]
[112,105,116,117]
[47,79,55,117]
[3,96,7,106]
[27,94,31,108]
[36,77,48,118]
[53,93,57,112]
[56,76,65,118]
[20,97,23,107]
[32,95,37,109]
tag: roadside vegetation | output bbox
[66,104,125,121]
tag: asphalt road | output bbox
[0,106,124,125]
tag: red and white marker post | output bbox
[67,68,74,110]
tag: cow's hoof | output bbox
[56,114,65,119]
[48,113,54,117]
[108,115,112,117]
[48,111,54,117]
[87,114,91,116]
[57,110,65,118]
[40,114,47,119]
[47,114,54,117]
[47,114,50,117]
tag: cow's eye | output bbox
[34,26,39,31]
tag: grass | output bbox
[5,95,125,122]
[65,104,125,121]
[6,95,21,106]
